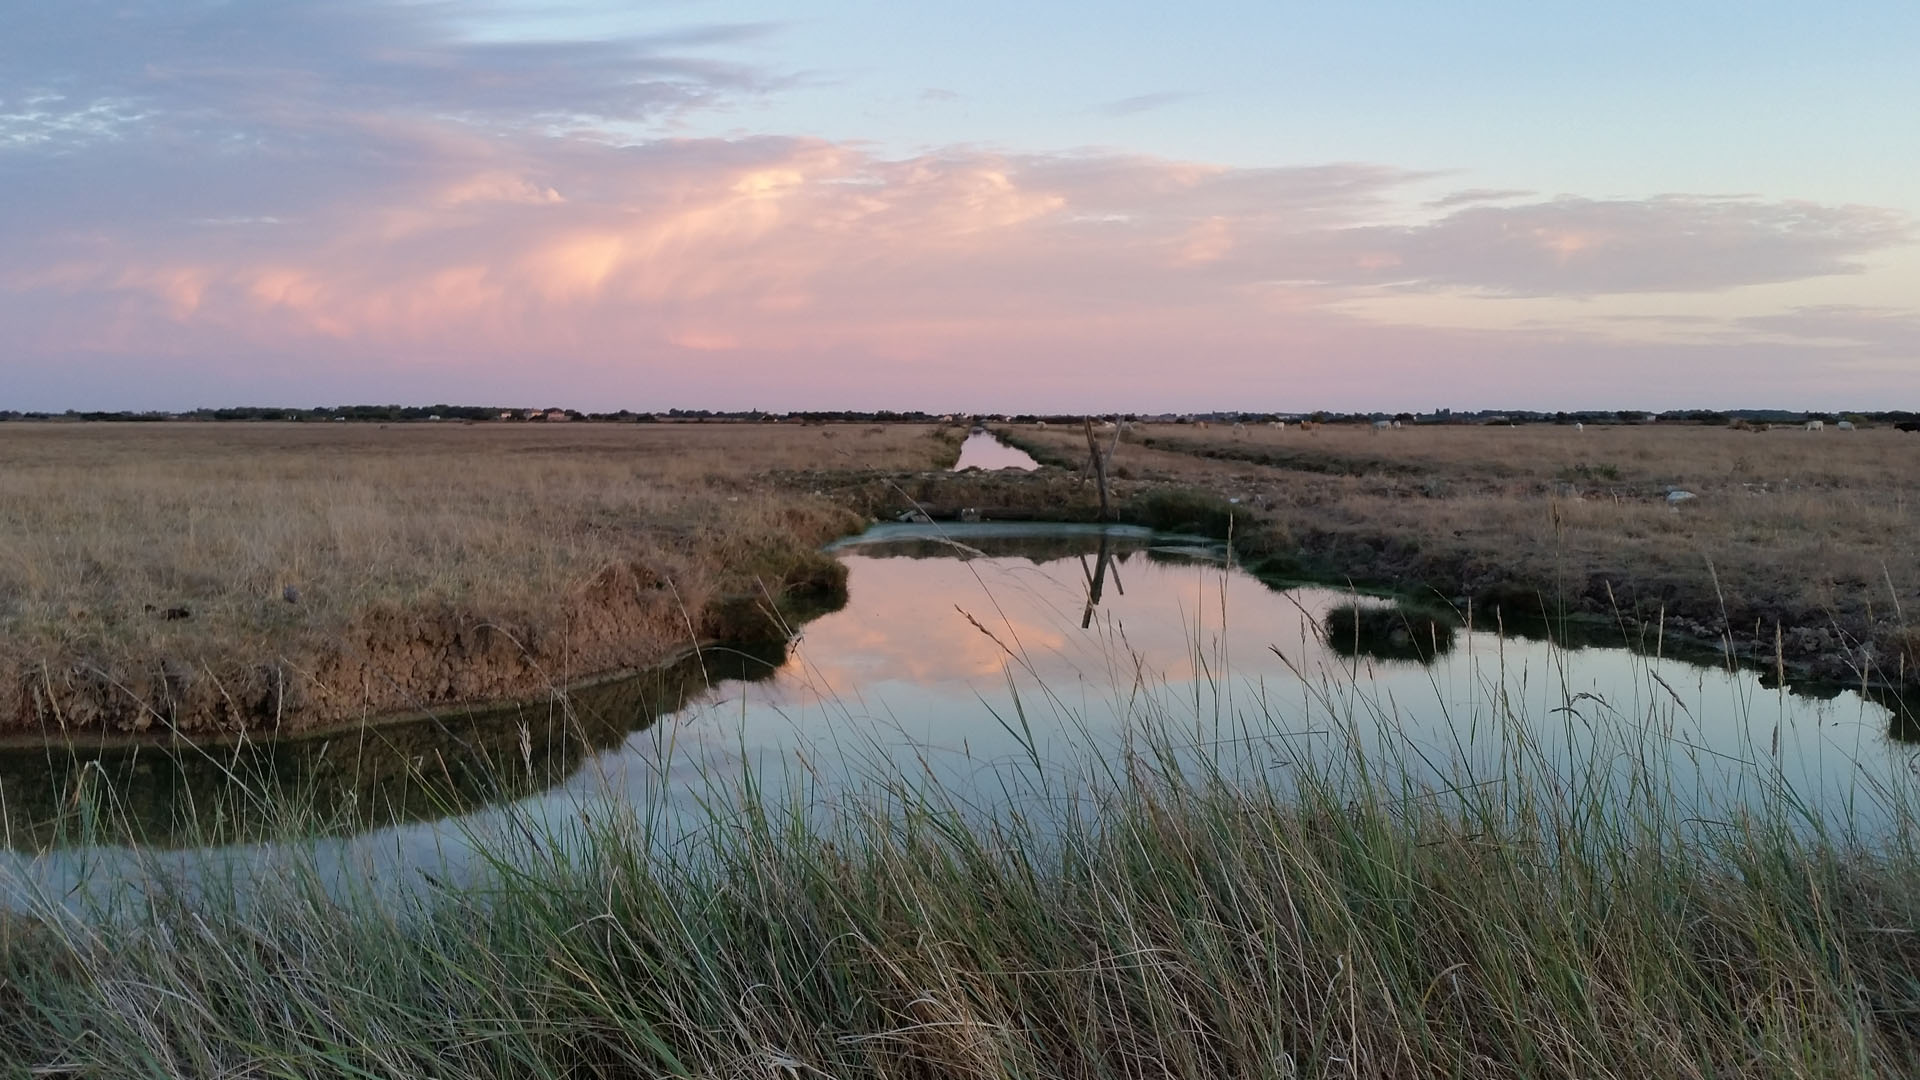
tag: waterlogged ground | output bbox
[2,522,1913,913]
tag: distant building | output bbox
[543,410,571,423]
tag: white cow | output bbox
[1231,422,1247,437]
[1035,420,1047,429]
[1836,420,1856,431]
[1806,420,1825,432]
[1372,419,1391,433]
[1270,421,1286,431]
[1574,422,1584,432]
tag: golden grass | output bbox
[13,662,1920,1077]
[8,422,1920,1077]
[0,421,959,734]
[1006,421,1920,684]
[6,416,1911,735]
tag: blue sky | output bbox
[1,0,1915,410]
[528,1,1920,201]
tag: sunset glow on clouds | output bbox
[3,1,1916,410]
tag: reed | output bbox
[4,566,1917,1079]
[1000,421,1920,691]
[0,421,961,735]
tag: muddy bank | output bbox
[990,425,1920,696]
[0,639,803,851]
[1236,521,1917,698]
[809,441,1919,701]
[4,523,857,741]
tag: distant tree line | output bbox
[3,406,1916,427]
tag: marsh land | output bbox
[5,417,1920,1077]
[998,420,1920,693]
[3,418,1915,739]
[0,421,956,736]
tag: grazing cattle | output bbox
[1805,420,1825,432]
[1836,420,1856,430]
[1035,420,1047,429]
[1372,419,1391,432]
[1574,422,1584,432]
[1270,421,1286,431]
[1231,422,1247,437]
[1196,420,1209,430]
[1897,422,1920,433]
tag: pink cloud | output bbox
[1,130,1913,410]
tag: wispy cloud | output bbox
[0,0,779,153]
[0,92,148,150]
[4,122,1910,409]
[1354,197,1912,296]
[1094,91,1196,117]
[1426,187,1534,208]
[1741,305,1920,352]
[1,1,1914,410]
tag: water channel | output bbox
[2,522,1913,913]
[952,428,1041,471]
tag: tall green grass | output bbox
[4,584,1919,1078]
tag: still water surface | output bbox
[1,523,1911,911]
[952,429,1040,471]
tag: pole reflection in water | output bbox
[0,521,1913,915]
[1080,532,1123,628]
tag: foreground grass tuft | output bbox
[5,697,1919,1078]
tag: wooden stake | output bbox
[1084,417,1114,521]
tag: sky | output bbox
[3,1,1917,412]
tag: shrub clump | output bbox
[1129,487,1256,538]
[1324,601,1459,663]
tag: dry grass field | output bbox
[1001,420,1920,690]
[4,417,1914,739]
[0,421,959,736]
[10,420,1920,1078]
[11,418,1920,1068]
